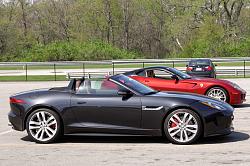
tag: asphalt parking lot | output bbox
[0,79,250,166]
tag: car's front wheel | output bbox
[164,109,202,145]
[206,87,228,102]
[26,108,62,143]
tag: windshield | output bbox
[169,68,191,79]
[110,74,157,95]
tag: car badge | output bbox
[200,83,204,87]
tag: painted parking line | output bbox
[0,130,13,136]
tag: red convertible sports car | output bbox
[119,66,246,105]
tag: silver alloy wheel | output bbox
[207,88,227,101]
[28,111,58,142]
[167,112,198,143]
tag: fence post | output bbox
[112,62,115,75]
[172,61,175,68]
[54,63,56,81]
[142,62,145,68]
[244,60,246,78]
[82,63,85,77]
[25,64,28,81]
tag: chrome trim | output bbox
[142,106,163,111]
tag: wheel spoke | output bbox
[168,126,179,133]
[46,126,56,134]
[186,128,197,134]
[36,113,42,122]
[170,117,179,125]
[41,112,46,122]
[173,114,182,123]
[182,113,189,123]
[184,130,188,141]
[45,128,53,138]
[180,130,184,141]
[46,116,54,124]
[29,120,40,125]
[186,124,198,129]
[39,130,45,140]
[185,115,193,124]
[47,120,56,126]
[29,126,41,130]
[170,129,180,137]
[34,128,42,139]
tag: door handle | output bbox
[142,106,163,111]
[77,101,87,105]
[144,80,149,83]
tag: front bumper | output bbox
[191,101,234,137]
[230,90,246,105]
[204,113,234,137]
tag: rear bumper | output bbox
[187,71,214,78]
[8,111,24,131]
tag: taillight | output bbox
[186,67,193,71]
[9,98,26,104]
[205,66,212,71]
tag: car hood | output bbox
[189,76,233,85]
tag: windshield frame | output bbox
[109,74,157,95]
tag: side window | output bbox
[77,79,120,95]
[137,70,146,77]
[147,69,174,80]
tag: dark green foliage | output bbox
[18,41,139,61]
[0,0,249,61]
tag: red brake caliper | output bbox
[170,118,178,128]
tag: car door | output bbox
[70,82,142,131]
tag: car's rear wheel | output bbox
[26,108,62,144]
[164,109,202,145]
[206,87,228,102]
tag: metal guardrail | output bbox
[1,58,250,81]
[66,68,250,79]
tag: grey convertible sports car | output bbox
[8,74,234,144]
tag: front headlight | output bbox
[201,101,227,110]
[231,83,242,91]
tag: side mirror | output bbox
[171,75,179,80]
[186,64,188,67]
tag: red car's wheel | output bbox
[206,87,229,102]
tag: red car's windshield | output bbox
[169,68,192,79]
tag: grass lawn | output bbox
[0,75,68,81]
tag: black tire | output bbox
[163,109,202,145]
[26,108,62,144]
[206,87,229,103]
